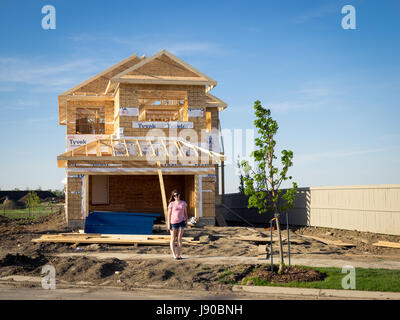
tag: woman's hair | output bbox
[168,189,180,203]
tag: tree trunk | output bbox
[275,212,285,273]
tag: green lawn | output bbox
[0,204,61,219]
[240,265,400,292]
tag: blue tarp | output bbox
[84,211,160,235]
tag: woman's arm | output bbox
[184,206,188,221]
[168,205,172,230]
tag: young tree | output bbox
[241,100,298,273]
[26,191,40,209]
[237,157,249,194]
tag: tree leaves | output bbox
[240,100,298,214]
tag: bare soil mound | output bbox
[0,207,69,235]
[0,215,10,223]
[0,253,48,275]
[245,265,325,284]
[48,256,127,282]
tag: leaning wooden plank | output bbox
[372,241,400,249]
[157,162,168,226]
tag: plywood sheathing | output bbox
[67,176,83,220]
[62,54,143,95]
[118,84,208,139]
[201,175,216,218]
[64,100,114,134]
[87,175,196,218]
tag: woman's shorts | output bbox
[170,220,186,230]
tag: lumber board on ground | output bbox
[232,235,307,244]
[232,236,276,242]
[372,241,400,249]
[299,235,355,247]
[32,233,199,246]
[46,233,194,241]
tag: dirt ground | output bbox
[0,211,399,292]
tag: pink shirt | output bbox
[168,200,187,224]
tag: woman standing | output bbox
[167,189,188,260]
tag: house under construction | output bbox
[57,49,227,227]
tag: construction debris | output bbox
[32,233,200,246]
[299,235,355,247]
[232,235,304,244]
[372,241,400,249]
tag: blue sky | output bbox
[0,0,399,193]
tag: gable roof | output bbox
[110,50,217,87]
[205,92,227,111]
[60,53,145,96]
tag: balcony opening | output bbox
[75,107,105,134]
[137,90,188,122]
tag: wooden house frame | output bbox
[58,49,227,227]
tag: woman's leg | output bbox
[177,227,185,258]
[170,228,178,258]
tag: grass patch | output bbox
[241,265,400,292]
[218,269,235,284]
[0,204,60,219]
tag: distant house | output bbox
[0,191,59,208]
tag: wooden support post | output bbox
[136,139,143,156]
[221,160,225,205]
[84,174,89,219]
[110,137,115,156]
[157,162,168,227]
[96,140,100,156]
[123,139,129,156]
[194,174,199,220]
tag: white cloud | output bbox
[0,56,103,91]
[69,32,228,57]
[291,3,338,24]
[269,85,339,113]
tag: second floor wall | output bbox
[64,83,220,151]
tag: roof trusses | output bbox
[57,138,225,168]
[60,54,143,96]
[109,50,217,89]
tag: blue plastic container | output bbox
[84,211,160,235]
